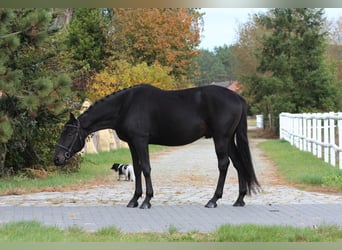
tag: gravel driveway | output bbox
[1,137,341,207]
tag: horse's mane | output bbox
[82,84,145,115]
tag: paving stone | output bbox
[1,204,342,232]
[0,137,341,232]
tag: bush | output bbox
[0,9,82,177]
[87,60,176,101]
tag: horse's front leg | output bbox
[127,144,142,208]
[128,140,154,209]
[139,145,154,209]
[127,167,142,208]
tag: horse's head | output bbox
[54,113,85,166]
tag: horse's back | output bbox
[126,84,245,126]
[119,84,245,146]
[131,84,244,106]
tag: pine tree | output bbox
[194,46,235,86]
[242,8,340,130]
[66,8,108,71]
[0,9,72,174]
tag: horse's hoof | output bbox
[127,200,139,208]
[140,201,152,209]
[233,200,245,207]
[205,200,217,208]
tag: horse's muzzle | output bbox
[54,155,66,166]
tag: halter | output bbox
[56,119,82,159]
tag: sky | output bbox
[199,8,342,50]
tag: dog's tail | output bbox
[235,101,260,195]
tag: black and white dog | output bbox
[111,163,135,182]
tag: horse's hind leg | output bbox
[205,137,230,208]
[229,140,247,207]
[127,144,142,208]
[140,157,154,209]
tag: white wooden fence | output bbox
[279,112,342,169]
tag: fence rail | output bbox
[279,112,342,169]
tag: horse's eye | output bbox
[68,130,77,136]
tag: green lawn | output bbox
[259,139,342,190]
[2,140,342,242]
[0,145,164,195]
[0,221,342,242]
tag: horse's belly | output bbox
[149,135,200,146]
[149,120,207,146]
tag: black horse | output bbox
[54,84,259,209]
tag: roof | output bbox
[211,81,241,93]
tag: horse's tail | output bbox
[235,101,260,195]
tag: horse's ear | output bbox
[69,113,76,121]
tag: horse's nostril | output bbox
[54,156,64,166]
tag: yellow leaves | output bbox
[87,71,120,101]
[87,60,176,101]
[107,8,202,80]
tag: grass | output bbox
[0,145,164,195]
[2,138,342,242]
[0,221,342,242]
[259,139,342,190]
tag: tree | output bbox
[0,9,72,175]
[241,8,341,131]
[325,17,342,109]
[214,45,236,80]
[194,46,236,86]
[326,16,342,84]
[232,15,267,77]
[107,8,202,84]
[87,60,176,101]
[66,8,108,71]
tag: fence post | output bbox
[292,116,298,147]
[298,114,302,150]
[295,116,302,148]
[302,114,307,151]
[256,114,264,129]
[317,114,322,159]
[290,114,295,146]
[279,111,341,169]
[329,112,336,166]
[307,114,312,153]
[279,113,284,140]
[338,112,342,169]
[312,114,317,156]
[287,113,291,142]
[324,113,330,164]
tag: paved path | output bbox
[0,137,341,232]
[2,204,342,232]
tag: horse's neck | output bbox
[80,117,114,135]
[79,96,122,135]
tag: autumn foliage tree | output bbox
[87,60,176,101]
[326,16,342,83]
[232,15,268,78]
[107,8,202,83]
